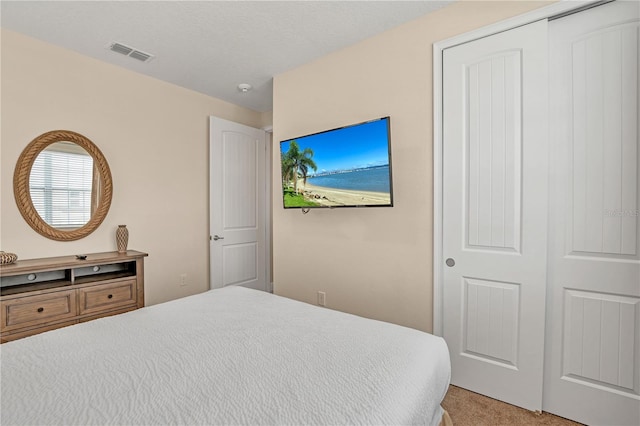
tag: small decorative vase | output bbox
[0,251,18,265]
[116,225,129,253]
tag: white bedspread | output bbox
[0,286,450,425]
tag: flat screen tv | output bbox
[280,116,393,209]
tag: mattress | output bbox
[0,286,450,425]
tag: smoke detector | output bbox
[237,83,252,93]
[108,42,154,63]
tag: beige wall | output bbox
[0,29,266,306]
[272,1,550,333]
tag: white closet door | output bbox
[442,20,548,411]
[544,2,640,425]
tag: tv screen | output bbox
[280,116,393,209]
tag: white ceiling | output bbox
[1,0,452,112]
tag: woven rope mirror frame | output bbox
[13,130,113,241]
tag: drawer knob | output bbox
[107,294,113,299]
[37,307,44,313]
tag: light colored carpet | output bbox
[441,385,584,426]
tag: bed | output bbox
[0,286,451,425]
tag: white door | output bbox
[543,2,640,425]
[442,20,549,411]
[209,117,268,291]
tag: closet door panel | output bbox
[544,2,640,425]
[442,19,548,411]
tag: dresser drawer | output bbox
[1,290,76,332]
[78,280,136,315]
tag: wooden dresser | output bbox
[0,250,147,343]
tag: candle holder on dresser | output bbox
[0,252,18,265]
[116,225,129,253]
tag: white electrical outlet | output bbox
[317,291,326,307]
[179,273,188,287]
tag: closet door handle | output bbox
[212,235,224,241]
[445,258,455,267]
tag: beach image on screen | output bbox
[280,118,392,208]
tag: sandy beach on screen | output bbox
[297,179,391,207]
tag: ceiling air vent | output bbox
[129,50,152,62]
[108,42,154,63]
[110,42,133,56]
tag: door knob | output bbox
[445,258,455,267]
[212,235,224,241]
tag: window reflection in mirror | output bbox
[29,142,97,229]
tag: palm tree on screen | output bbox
[281,155,294,190]
[282,141,317,194]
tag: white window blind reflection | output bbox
[30,149,94,228]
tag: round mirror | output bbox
[13,130,113,241]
